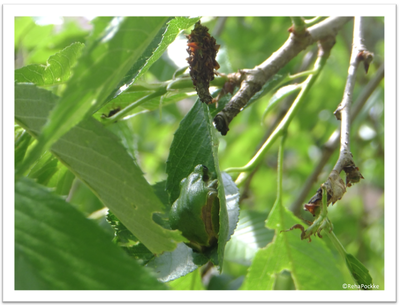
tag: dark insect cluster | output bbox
[186,21,220,104]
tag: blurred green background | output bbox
[15,16,384,289]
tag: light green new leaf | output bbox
[15,83,186,254]
[17,17,172,176]
[15,177,167,290]
[15,42,84,86]
[95,17,200,121]
[241,201,355,290]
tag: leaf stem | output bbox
[102,91,164,125]
[326,230,347,261]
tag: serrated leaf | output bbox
[221,172,240,241]
[95,17,200,120]
[166,100,218,204]
[15,42,84,86]
[145,243,209,283]
[17,17,173,176]
[118,17,200,91]
[345,253,373,289]
[224,210,274,266]
[241,201,356,290]
[166,95,238,271]
[15,177,166,290]
[15,83,185,254]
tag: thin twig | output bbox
[213,17,352,135]
[290,63,384,215]
[229,38,335,186]
[304,17,374,215]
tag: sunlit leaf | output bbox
[241,201,356,290]
[17,17,173,176]
[15,83,186,254]
[15,42,84,86]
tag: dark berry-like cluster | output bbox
[186,21,220,104]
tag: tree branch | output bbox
[213,17,352,136]
[304,17,374,216]
[290,63,384,215]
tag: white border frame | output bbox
[3,3,396,303]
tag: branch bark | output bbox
[213,17,352,135]
[290,63,383,215]
[304,17,374,216]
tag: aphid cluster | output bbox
[186,21,220,104]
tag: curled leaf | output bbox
[304,170,346,216]
[343,165,364,187]
[326,170,346,204]
[281,223,311,242]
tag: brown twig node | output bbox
[304,17,370,216]
[186,21,220,104]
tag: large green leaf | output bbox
[15,42,84,86]
[15,83,185,254]
[241,200,356,290]
[17,17,173,176]
[15,177,166,290]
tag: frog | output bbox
[169,164,220,252]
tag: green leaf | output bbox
[15,129,34,168]
[94,17,200,120]
[17,17,173,176]
[122,17,199,89]
[221,172,240,242]
[145,243,209,282]
[15,177,167,290]
[345,253,373,289]
[15,42,84,86]
[166,96,239,270]
[168,268,205,290]
[95,89,195,121]
[241,201,356,290]
[166,100,218,204]
[224,210,275,266]
[48,165,75,196]
[15,83,185,254]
